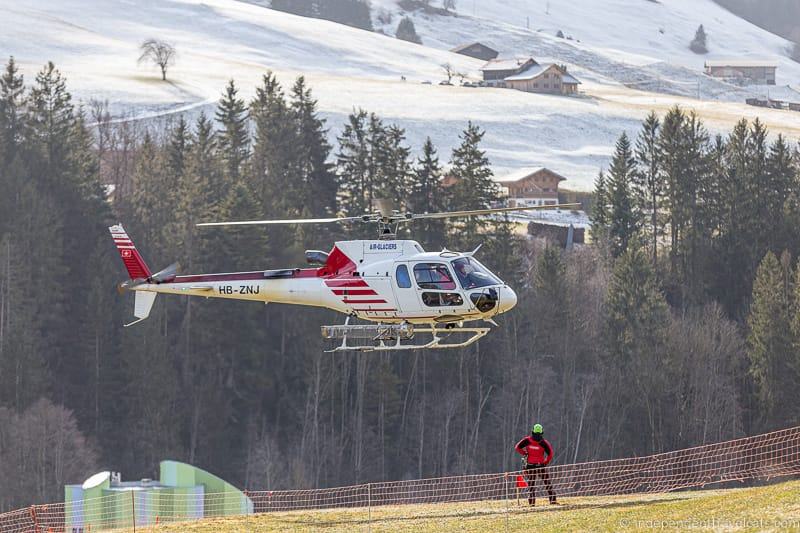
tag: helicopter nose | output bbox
[498,286,518,314]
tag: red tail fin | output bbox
[109,224,152,280]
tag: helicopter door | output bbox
[392,263,421,314]
[410,262,468,319]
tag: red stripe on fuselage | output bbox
[324,279,369,288]
[332,289,377,295]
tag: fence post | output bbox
[131,490,136,533]
[367,482,372,533]
[29,505,39,533]
[504,473,509,533]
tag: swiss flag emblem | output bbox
[121,250,132,258]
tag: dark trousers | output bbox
[525,464,556,504]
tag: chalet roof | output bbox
[450,42,498,54]
[493,167,567,184]
[704,59,778,68]
[561,72,581,84]
[480,57,537,72]
[504,63,582,84]
[504,64,548,81]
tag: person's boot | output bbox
[549,496,558,505]
[528,497,535,506]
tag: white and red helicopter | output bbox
[110,203,577,351]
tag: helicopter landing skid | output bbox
[321,320,491,352]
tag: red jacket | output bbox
[515,436,553,465]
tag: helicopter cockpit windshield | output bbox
[451,257,501,290]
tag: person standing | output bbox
[514,423,557,505]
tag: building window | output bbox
[413,263,456,290]
[396,265,411,288]
[534,83,539,88]
[544,84,549,89]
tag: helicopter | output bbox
[110,202,578,351]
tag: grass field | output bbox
[125,479,800,532]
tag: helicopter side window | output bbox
[413,263,456,290]
[422,292,464,307]
[452,257,501,290]
[396,265,412,288]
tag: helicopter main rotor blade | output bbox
[409,203,582,220]
[197,216,363,227]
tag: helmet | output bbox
[532,423,543,434]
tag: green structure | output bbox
[64,460,252,531]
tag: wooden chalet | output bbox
[450,42,499,61]
[504,63,580,95]
[480,58,538,86]
[704,59,777,86]
[494,168,567,207]
[480,58,580,94]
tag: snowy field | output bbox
[2,0,800,190]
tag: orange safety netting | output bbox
[2,425,799,532]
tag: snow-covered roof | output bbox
[480,57,537,71]
[704,59,778,68]
[504,63,582,84]
[451,42,498,54]
[504,64,548,81]
[493,167,567,183]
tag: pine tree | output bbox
[712,119,753,313]
[410,138,446,248]
[166,114,191,181]
[449,122,497,210]
[0,57,26,166]
[376,124,412,209]
[633,112,663,270]
[130,132,175,257]
[290,76,337,219]
[396,17,422,44]
[603,243,670,453]
[606,133,639,258]
[337,111,413,231]
[677,112,710,305]
[747,251,795,427]
[337,109,372,217]
[768,135,799,252]
[533,246,568,355]
[690,24,708,54]
[590,170,609,243]
[448,122,498,247]
[250,72,295,215]
[215,79,249,181]
[28,62,76,180]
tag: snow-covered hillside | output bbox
[378,0,800,73]
[374,0,800,100]
[2,0,799,190]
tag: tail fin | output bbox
[126,291,157,327]
[109,224,152,280]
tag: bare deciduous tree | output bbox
[0,400,98,511]
[138,39,176,81]
[441,63,455,84]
